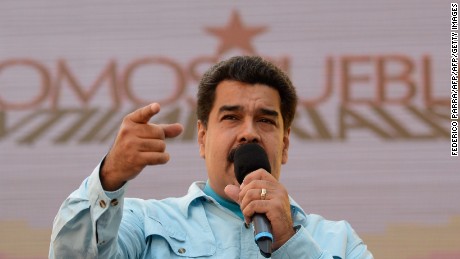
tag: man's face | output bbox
[197,80,290,199]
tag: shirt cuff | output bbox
[94,156,127,198]
[87,159,127,219]
[271,225,324,259]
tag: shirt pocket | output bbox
[144,217,216,258]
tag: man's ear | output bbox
[281,127,290,164]
[197,120,206,159]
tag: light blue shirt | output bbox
[50,162,373,259]
[202,180,245,220]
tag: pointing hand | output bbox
[101,103,183,191]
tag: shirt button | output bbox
[178,248,186,254]
[99,200,107,208]
[110,199,119,206]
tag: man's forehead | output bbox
[214,81,280,104]
[217,105,279,116]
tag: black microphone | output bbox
[234,143,273,258]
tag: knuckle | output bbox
[247,200,258,210]
[139,141,151,151]
[118,123,136,138]
[157,141,166,152]
[151,126,165,140]
[252,189,260,200]
[122,114,134,125]
[238,191,246,201]
[118,125,129,137]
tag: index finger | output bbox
[128,103,161,124]
[241,169,275,188]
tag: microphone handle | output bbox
[253,213,273,258]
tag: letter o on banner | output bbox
[0,59,51,110]
[122,57,186,107]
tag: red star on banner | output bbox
[205,10,267,56]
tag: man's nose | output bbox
[238,120,260,144]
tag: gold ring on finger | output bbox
[260,188,267,200]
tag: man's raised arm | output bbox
[49,103,183,258]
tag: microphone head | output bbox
[233,143,271,184]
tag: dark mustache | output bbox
[227,143,262,163]
[227,147,238,163]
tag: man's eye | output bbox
[222,115,238,120]
[259,118,275,125]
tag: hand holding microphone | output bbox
[225,143,296,258]
[234,143,273,257]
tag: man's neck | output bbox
[203,181,244,220]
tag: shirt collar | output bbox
[203,181,244,220]
[288,196,307,218]
[179,181,207,218]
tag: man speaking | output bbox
[49,56,373,258]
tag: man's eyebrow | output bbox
[259,108,279,117]
[218,105,279,117]
[218,105,242,113]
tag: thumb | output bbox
[160,123,184,138]
[224,185,240,204]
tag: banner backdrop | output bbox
[0,1,459,258]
